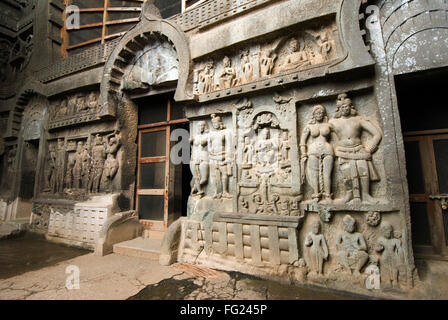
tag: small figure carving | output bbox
[67,95,77,115]
[279,131,291,167]
[259,49,277,77]
[87,92,98,112]
[242,136,254,167]
[239,197,249,212]
[208,114,233,199]
[304,221,329,275]
[278,38,310,72]
[255,127,277,167]
[190,121,209,197]
[336,215,369,276]
[45,144,57,193]
[330,94,382,205]
[290,197,302,216]
[76,95,88,113]
[4,145,17,190]
[65,159,74,189]
[55,98,68,118]
[55,138,66,193]
[279,198,290,216]
[218,56,237,89]
[198,61,215,94]
[241,169,253,182]
[300,105,334,204]
[240,50,254,84]
[253,193,264,214]
[72,141,89,189]
[375,222,402,287]
[103,131,122,190]
[366,211,381,227]
[88,134,106,193]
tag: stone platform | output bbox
[113,237,162,260]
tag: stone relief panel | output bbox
[181,81,415,294]
[48,92,101,130]
[0,145,18,194]
[42,129,122,201]
[298,93,385,206]
[235,98,301,216]
[188,112,235,215]
[193,20,339,97]
[121,36,179,93]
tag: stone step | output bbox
[143,229,165,240]
[113,237,162,260]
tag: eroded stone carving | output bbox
[304,221,329,275]
[72,141,90,190]
[375,222,405,287]
[218,56,238,90]
[197,61,215,94]
[259,48,277,77]
[2,145,17,191]
[278,38,311,72]
[55,139,66,194]
[121,38,179,91]
[300,105,334,204]
[209,114,233,199]
[190,121,209,197]
[193,22,338,95]
[330,93,382,205]
[104,131,122,191]
[336,215,369,276]
[240,50,254,84]
[88,135,107,193]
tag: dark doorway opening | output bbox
[396,66,448,260]
[19,139,39,199]
[135,92,190,231]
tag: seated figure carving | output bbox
[278,38,310,72]
[218,56,237,89]
[336,215,369,276]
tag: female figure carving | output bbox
[300,105,334,203]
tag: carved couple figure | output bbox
[190,114,233,199]
[300,93,383,205]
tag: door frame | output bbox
[404,129,448,260]
[136,97,189,231]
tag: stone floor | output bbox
[0,233,447,300]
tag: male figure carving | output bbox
[88,135,106,193]
[218,56,237,89]
[278,38,310,72]
[208,114,233,199]
[329,93,382,204]
[336,215,369,276]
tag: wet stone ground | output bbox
[0,232,89,280]
[129,270,363,300]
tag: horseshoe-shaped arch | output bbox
[99,18,194,117]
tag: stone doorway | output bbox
[397,67,448,260]
[135,92,189,236]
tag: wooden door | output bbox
[404,133,448,259]
[136,93,189,231]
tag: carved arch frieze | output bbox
[99,18,194,117]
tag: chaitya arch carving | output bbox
[99,10,194,117]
